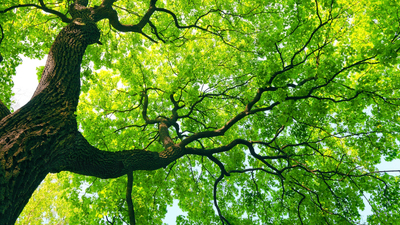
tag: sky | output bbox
[11,56,400,224]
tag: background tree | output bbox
[1,0,400,224]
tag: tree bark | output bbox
[0,21,100,224]
[0,100,11,121]
[0,17,186,223]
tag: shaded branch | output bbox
[0,24,3,63]
[126,172,136,225]
[275,43,285,69]
[0,24,4,45]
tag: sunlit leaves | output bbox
[7,0,400,224]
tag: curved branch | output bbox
[292,188,305,225]
[208,155,229,176]
[305,57,377,96]
[186,138,287,161]
[141,90,162,124]
[0,24,4,46]
[126,172,136,225]
[0,24,3,63]
[148,20,166,43]
[213,173,231,225]
[179,87,279,147]
[139,31,158,43]
[0,2,72,23]
[154,7,215,33]
[37,0,71,22]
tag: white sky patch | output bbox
[362,105,373,116]
[117,80,128,89]
[12,56,46,110]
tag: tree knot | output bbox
[69,20,101,46]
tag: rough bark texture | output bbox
[0,21,100,224]
[0,2,187,224]
[0,101,11,120]
[0,18,184,224]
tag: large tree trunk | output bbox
[0,22,100,224]
[0,17,184,224]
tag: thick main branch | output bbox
[57,132,184,178]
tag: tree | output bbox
[1,0,399,224]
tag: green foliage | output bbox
[0,0,60,110]
[367,174,400,224]
[3,0,399,224]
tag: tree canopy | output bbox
[0,0,400,224]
